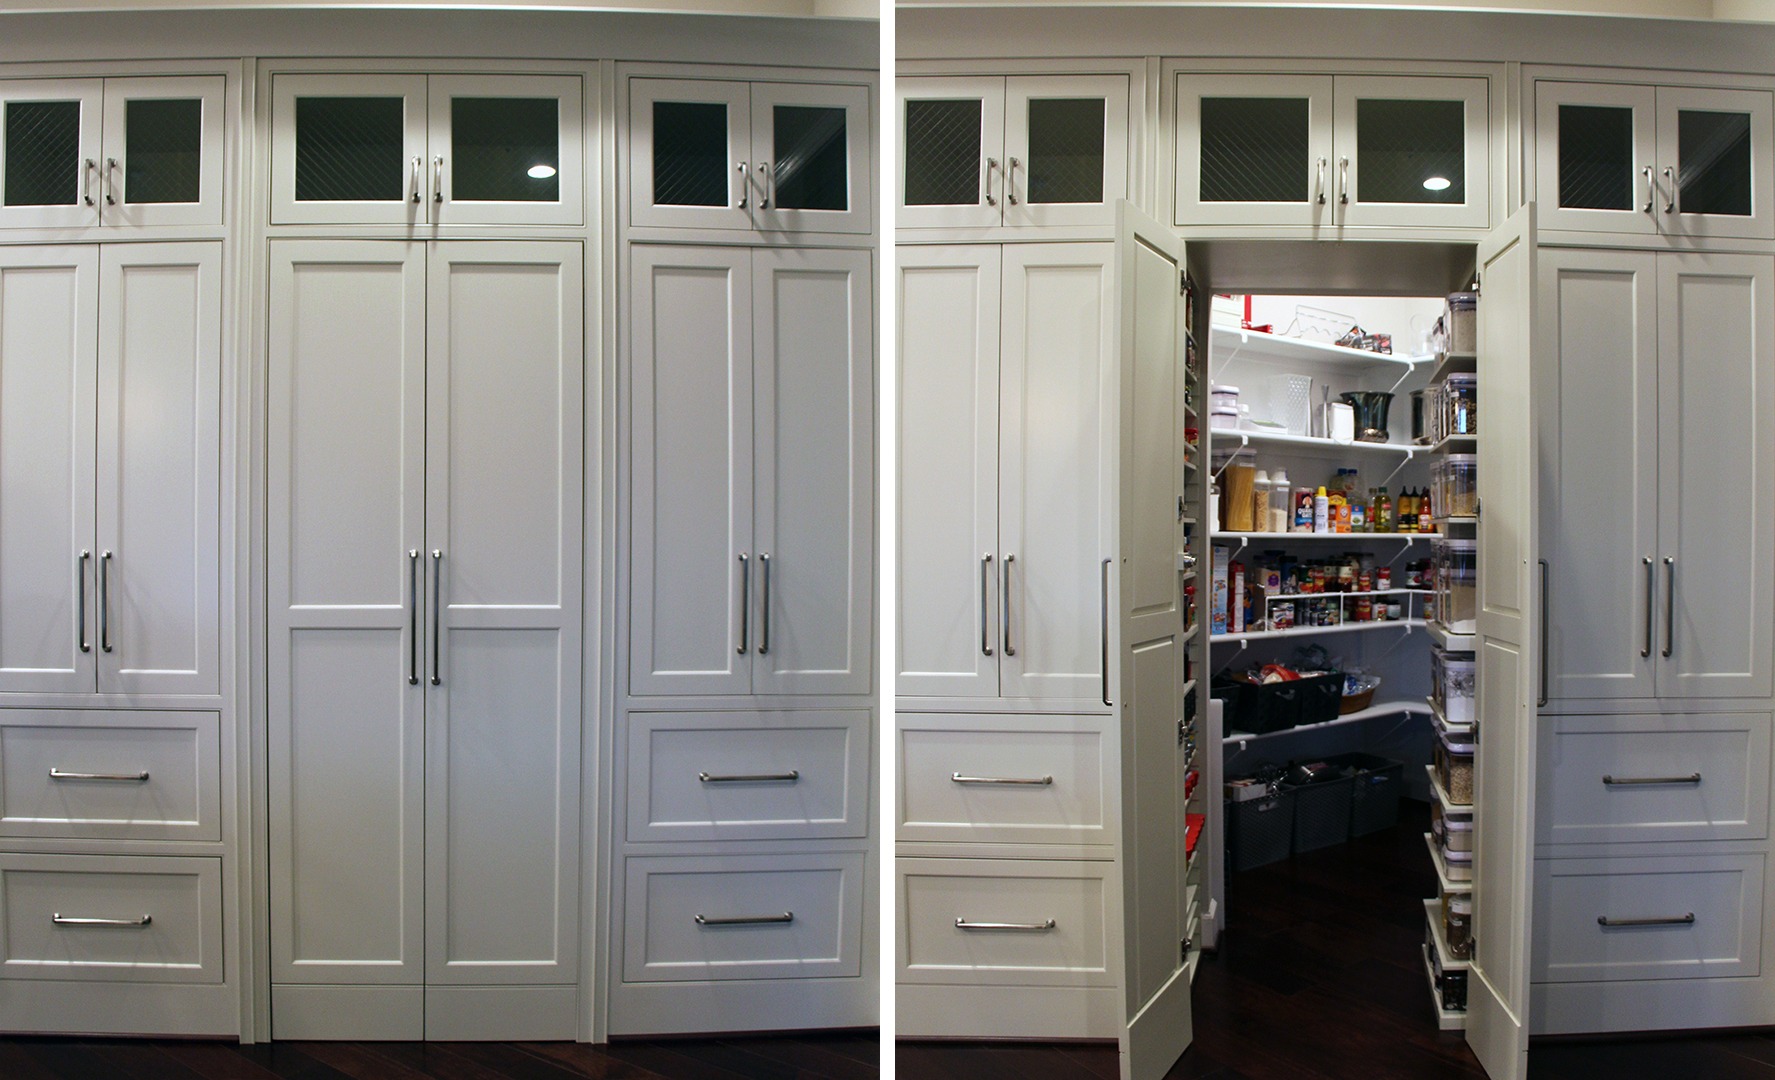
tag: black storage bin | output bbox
[1213,671,1343,734]
[1227,789,1295,871]
[1327,751,1406,836]
[1289,773,1355,853]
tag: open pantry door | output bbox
[1465,202,1541,1080]
[1112,201,1194,1080]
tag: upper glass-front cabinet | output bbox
[898,73,1130,230]
[628,78,872,234]
[1174,72,1490,230]
[270,72,584,226]
[0,75,224,229]
[1536,80,1773,240]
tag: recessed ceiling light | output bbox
[528,164,557,179]
[1423,176,1452,191]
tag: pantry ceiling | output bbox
[0,0,877,18]
[1187,240,1477,296]
[896,0,1772,20]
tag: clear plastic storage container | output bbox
[1438,538,1477,634]
[1443,454,1477,519]
[1443,374,1477,437]
[1432,645,1477,724]
[1446,292,1477,354]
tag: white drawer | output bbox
[898,714,1112,846]
[626,710,869,842]
[0,853,223,984]
[0,711,220,842]
[622,852,865,983]
[898,858,1113,988]
[1532,854,1763,983]
[1538,713,1770,844]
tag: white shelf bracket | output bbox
[1379,450,1415,490]
[1211,436,1251,482]
[1387,365,1416,395]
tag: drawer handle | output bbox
[698,770,799,784]
[1597,913,1695,928]
[951,773,1053,786]
[955,918,1056,932]
[1602,773,1701,786]
[53,913,151,928]
[695,912,793,927]
[49,769,150,783]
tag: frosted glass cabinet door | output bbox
[0,80,103,229]
[1534,81,1658,235]
[270,74,428,225]
[1654,86,1774,241]
[628,78,751,231]
[427,75,583,227]
[898,76,1004,231]
[100,76,226,228]
[1003,75,1128,229]
[751,82,872,234]
[1173,74,1333,228]
[1334,75,1490,229]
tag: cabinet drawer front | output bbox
[0,853,222,983]
[0,710,219,841]
[626,710,869,842]
[1539,713,1769,844]
[898,858,1112,987]
[1532,854,1762,983]
[622,853,865,983]
[898,715,1111,846]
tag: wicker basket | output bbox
[1339,674,1382,715]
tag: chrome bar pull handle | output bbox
[985,157,998,207]
[99,551,113,654]
[433,156,444,203]
[1598,913,1694,928]
[1101,558,1113,707]
[53,913,151,928]
[1001,554,1015,657]
[951,773,1053,786]
[50,769,149,782]
[736,553,750,655]
[696,912,793,926]
[1314,157,1327,206]
[104,158,117,205]
[1663,556,1675,658]
[1538,559,1550,707]
[736,162,749,209]
[1007,157,1020,205]
[1604,773,1701,786]
[83,158,96,207]
[430,550,442,686]
[1642,165,1654,214]
[980,554,995,657]
[408,550,421,685]
[77,550,90,654]
[757,161,771,209]
[1662,166,1675,213]
[1338,157,1350,206]
[1642,556,1655,658]
[759,553,771,655]
[955,918,1056,932]
[411,156,423,203]
[700,770,799,784]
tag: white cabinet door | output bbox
[1533,81,1658,236]
[95,242,220,697]
[1173,74,1334,229]
[628,78,751,232]
[1334,75,1489,230]
[0,81,103,229]
[628,246,754,696]
[751,82,872,235]
[1655,86,1775,241]
[267,241,426,999]
[0,247,97,694]
[100,76,226,229]
[896,246,1000,699]
[1003,75,1128,230]
[898,76,1005,231]
[270,74,429,226]
[424,242,582,994]
[999,243,1114,703]
[752,247,873,695]
[1656,252,1774,699]
[1539,248,1659,702]
[428,75,583,227]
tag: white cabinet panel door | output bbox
[753,247,873,695]
[1657,253,1774,699]
[1334,75,1490,230]
[629,246,754,696]
[1003,75,1129,230]
[1654,86,1775,241]
[101,76,227,229]
[751,82,873,235]
[269,74,429,226]
[1539,249,1658,702]
[424,243,581,990]
[427,75,584,228]
[897,76,1005,231]
[1533,81,1658,236]
[0,247,96,694]
[1173,74,1334,229]
[0,81,103,230]
[268,241,426,994]
[96,243,220,697]
[895,246,999,699]
[999,243,1114,703]
[628,79,751,232]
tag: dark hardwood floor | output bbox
[898,800,1775,1080]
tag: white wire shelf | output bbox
[1211,618,1424,644]
[1223,698,1431,744]
[1210,427,1419,456]
[1210,325,1433,370]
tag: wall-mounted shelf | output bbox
[1426,351,1477,385]
[1212,428,1418,457]
[1210,324,1432,370]
[1426,696,1474,738]
[1212,530,1433,545]
[1427,622,1476,652]
[1424,832,1473,895]
[1212,618,1423,645]
[1224,698,1431,744]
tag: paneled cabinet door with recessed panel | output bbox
[1536,81,1773,240]
[0,243,220,698]
[0,77,224,230]
[628,244,873,697]
[267,239,583,1040]
[270,73,582,227]
[629,78,870,234]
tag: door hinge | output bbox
[1178,495,1186,521]
[1178,718,1187,745]
[1181,270,1192,297]
[1182,937,1194,960]
[1472,272,1481,294]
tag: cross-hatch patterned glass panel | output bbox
[1355,98,1465,204]
[125,98,202,205]
[1199,98,1309,204]
[1026,98,1104,205]
[1557,104,1633,212]
[652,100,728,207]
[4,100,81,207]
[452,97,559,203]
[294,96,406,203]
[904,98,982,207]
[1678,109,1752,217]
[772,104,847,212]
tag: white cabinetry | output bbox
[266,239,584,1040]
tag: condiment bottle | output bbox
[1313,487,1329,533]
[1374,486,1393,532]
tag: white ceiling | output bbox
[895,0,1775,22]
[0,0,878,19]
